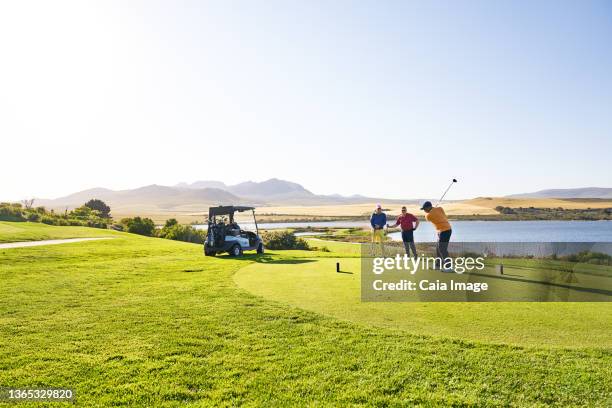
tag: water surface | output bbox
[195,220,612,242]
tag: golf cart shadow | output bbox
[217,253,316,265]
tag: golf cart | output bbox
[204,206,264,257]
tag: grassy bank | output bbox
[1,222,610,406]
[0,221,119,243]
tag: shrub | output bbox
[0,201,109,229]
[563,251,611,266]
[158,221,205,244]
[122,217,155,236]
[0,204,25,222]
[26,212,40,222]
[87,220,108,229]
[41,216,56,225]
[492,206,519,215]
[262,231,310,250]
[70,205,94,219]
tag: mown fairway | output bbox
[0,222,611,406]
[235,256,612,348]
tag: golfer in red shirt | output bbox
[388,206,419,258]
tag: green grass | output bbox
[304,237,363,255]
[0,221,118,243]
[235,257,612,348]
[1,223,611,406]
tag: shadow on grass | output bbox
[214,253,317,265]
[467,270,612,296]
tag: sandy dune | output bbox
[256,201,499,217]
[465,197,612,210]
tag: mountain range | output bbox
[33,181,611,216]
[507,187,612,199]
[34,178,411,214]
[176,178,315,200]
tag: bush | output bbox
[158,220,205,244]
[70,205,94,219]
[0,203,25,222]
[87,220,108,229]
[563,251,611,266]
[26,212,40,222]
[122,217,155,236]
[262,231,309,250]
[41,216,56,225]
[1,200,110,229]
[493,206,517,215]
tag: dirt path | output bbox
[0,237,114,249]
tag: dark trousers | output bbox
[436,229,452,269]
[401,230,417,258]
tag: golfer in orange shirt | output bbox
[420,201,452,271]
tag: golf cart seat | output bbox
[227,222,241,236]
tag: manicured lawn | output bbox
[235,257,612,348]
[0,221,118,243]
[1,223,610,406]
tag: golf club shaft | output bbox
[436,181,455,206]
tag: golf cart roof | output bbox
[208,205,255,217]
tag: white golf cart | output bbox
[204,206,264,257]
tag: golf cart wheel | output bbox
[229,244,243,257]
[204,249,216,257]
[257,243,264,254]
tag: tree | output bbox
[70,205,94,219]
[21,198,35,209]
[164,218,178,228]
[124,217,155,236]
[84,199,111,218]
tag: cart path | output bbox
[0,237,114,249]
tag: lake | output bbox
[194,220,612,242]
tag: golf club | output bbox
[436,178,458,207]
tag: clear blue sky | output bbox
[1,0,611,200]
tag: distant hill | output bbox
[227,178,314,199]
[36,185,245,213]
[176,180,227,190]
[466,196,612,210]
[507,187,612,199]
[32,178,417,215]
[177,178,314,199]
[175,178,414,205]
